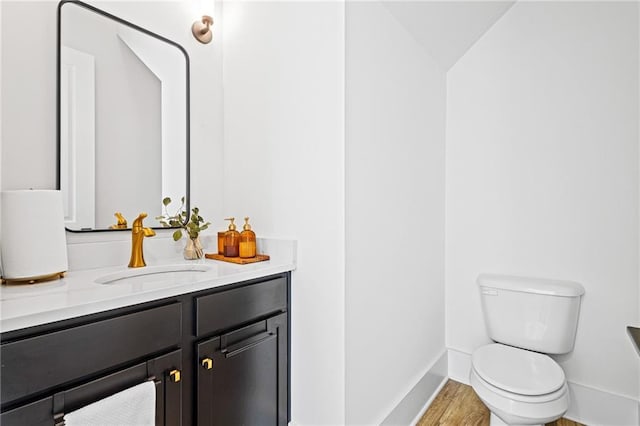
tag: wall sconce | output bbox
[192,15,213,44]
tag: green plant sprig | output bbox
[156,197,211,241]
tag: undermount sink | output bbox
[95,264,212,285]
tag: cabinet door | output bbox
[197,313,287,426]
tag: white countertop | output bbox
[0,238,296,333]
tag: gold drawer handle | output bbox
[169,369,181,382]
[202,358,213,370]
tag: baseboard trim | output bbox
[380,350,448,426]
[447,347,472,385]
[408,375,448,426]
[566,381,639,426]
[447,348,640,426]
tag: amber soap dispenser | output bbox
[239,217,256,258]
[223,217,240,257]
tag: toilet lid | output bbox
[472,344,565,396]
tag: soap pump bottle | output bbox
[223,217,240,257]
[239,217,256,259]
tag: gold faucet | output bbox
[110,212,128,229]
[128,213,156,268]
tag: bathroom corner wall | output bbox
[221,2,346,424]
[445,1,640,420]
[345,2,446,424]
[0,0,224,242]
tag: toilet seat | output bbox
[470,344,570,425]
[471,364,568,403]
[470,367,569,425]
[472,344,565,396]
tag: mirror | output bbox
[57,0,190,231]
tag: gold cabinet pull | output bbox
[169,369,181,382]
[202,358,213,370]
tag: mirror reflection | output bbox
[58,0,189,231]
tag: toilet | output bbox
[470,273,585,426]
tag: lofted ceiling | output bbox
[382,1,516,71]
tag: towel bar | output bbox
[53,375,160,425]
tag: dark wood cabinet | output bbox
[0,272,291,426]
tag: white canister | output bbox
[1,190,68,281]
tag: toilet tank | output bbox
[477,274,585,354]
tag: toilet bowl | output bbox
[470,344,569,426]
[470,274,584,426]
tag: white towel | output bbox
[64,380,155,426]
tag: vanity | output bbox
[0,1,294,423]
[0,243,295,426]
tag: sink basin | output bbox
[95,264,211,285]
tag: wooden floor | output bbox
[416,380,584,426]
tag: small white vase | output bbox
[184,236,204,260]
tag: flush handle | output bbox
[202,358,213,370]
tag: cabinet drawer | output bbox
[196,277,286,336]
[1,303,181,406]
[1,350,182,426]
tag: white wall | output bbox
[221,2,345,424]
[446,0,640,401]
[1,1,57,190]
[1,0,224,237]
[345,2,445,424]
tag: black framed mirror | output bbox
[57,0,190,232]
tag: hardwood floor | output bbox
[416,380,584,426]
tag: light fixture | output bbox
[192,15,213,44]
